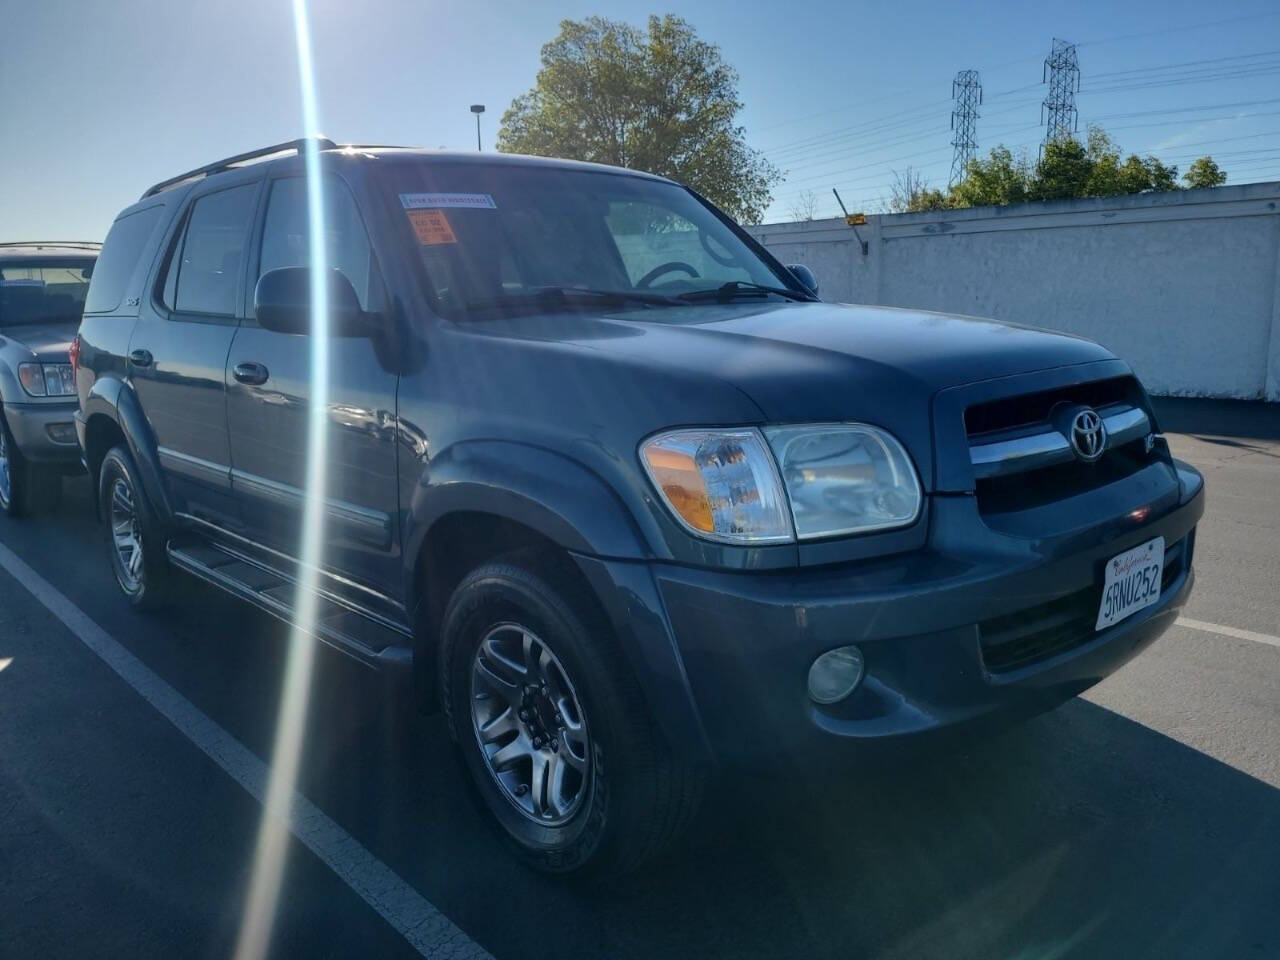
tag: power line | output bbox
[949,70,982,188]
[1075,10,1280,48]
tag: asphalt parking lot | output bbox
[1,398,1277,960]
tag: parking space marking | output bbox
[0,541,491,960]
[1177,616,1280,650]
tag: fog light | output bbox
[46,422,77,445]
[808,645,865,704]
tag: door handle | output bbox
[232,361,270,386]
[129,349,153,368]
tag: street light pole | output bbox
[470,104,485,151]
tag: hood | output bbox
[0,320,78,363]
[456,299,1120,492]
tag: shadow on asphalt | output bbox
[8,478,1279,960]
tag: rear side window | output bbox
[170,184,257,316]
[84,206,163,314]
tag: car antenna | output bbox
[831,188,869,256]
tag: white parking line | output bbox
[0,541,491,960]
[1177,616,1280,650]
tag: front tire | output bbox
[0,414,61,517]
[439,554,703,878]
[99,445,173,609]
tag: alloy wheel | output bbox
[109,477,144,591]
[469,623,591,826]
[0,425,10,508]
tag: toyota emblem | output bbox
[1069,408,1107,462]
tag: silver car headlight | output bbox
[18,362,76,397]
[764,424,921,539]
[639,428,793,543]
[640,424,922,545]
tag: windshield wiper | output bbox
[464,286,684,313]
[678,281,816,303]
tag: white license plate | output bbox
[1096,536,1164,630]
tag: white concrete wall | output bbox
[748,182,1280,400]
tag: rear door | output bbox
[226,173,402,606]
[128,174,262,529]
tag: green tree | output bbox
[951,146,1032,207]
[1183,156,1228,189]
[497,15,781,223]
[1030,135,1093,201]
[944,126,1195,209]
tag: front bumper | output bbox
[583,459,1204,770]
[3,400,82,467]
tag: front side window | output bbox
[0,260,94,325]
[258,176,375,309]
[378,162,794,318]
[171,183,258,316]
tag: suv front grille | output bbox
[964,376,1160,513]
[978,535,1188,673]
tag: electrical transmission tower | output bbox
[1041,38,1080,149]
[949,70,982,188]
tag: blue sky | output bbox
[2,0,1278,240]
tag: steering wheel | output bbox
[636,261,700,289]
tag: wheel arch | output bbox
[80,376,172,522]
[404,440,654,709]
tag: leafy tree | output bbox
[942,125,1204,210]
[1184,156,1228,189]
[951,146,1031,207]
[1030,135,1094,201]
[498,15,781,223]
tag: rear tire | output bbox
[439,552,703,878]
[0,414,61,517]
[99,445,173,610]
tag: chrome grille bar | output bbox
[970,403,1151,480]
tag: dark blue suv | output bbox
[75,139,1204,876]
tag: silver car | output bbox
[0,241,98,515]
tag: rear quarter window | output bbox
[84,205,165,314]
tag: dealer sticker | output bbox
[407,209,457,245]
[399,192,496,210]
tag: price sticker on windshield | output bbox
[407,209,458,245]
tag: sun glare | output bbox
[233,1,330,957]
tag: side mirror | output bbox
[254,266,375,337]
[786,263,819,297]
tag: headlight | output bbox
[18,362,76,398]
[639,428,793,543]
[764,424,921,539]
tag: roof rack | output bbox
[0,241,102,250]
[140,136,339,199]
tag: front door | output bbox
[128,175,261,530]
[225,173,401,608]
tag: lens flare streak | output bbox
[233,1,329,957]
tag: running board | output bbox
[165,540,413,674]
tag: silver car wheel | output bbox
[109,477,144,591]
[0,424,10,508]
[469,623,591,826]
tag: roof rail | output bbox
[140,136,339,199]
[0,241,102,250]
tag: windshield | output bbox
[378,162,796,317]
[0,259,94,326]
